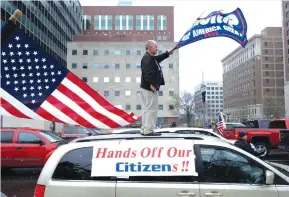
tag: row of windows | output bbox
[82,76,176,84]
[83,14,167,31]
[72,63,175,69]
[207,87,223,90]
[72,49,168,56]
[95,90,175,97]
[124,104,174,111]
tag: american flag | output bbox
[217,112,226,136]
[0,31,138,129]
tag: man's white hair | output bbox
[145,40,157,50]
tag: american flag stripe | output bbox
[0,98,30,119]
[39,100,79,125]
[1,89,44,120]
[64,73,136,124]
[56,84,120,128]
[0,105,13,117]
[35,107,65,124]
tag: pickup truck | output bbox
[220,120,289,157]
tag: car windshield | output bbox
[39,131,63,143]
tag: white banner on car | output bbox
[91,140,198,177]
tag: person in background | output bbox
[171,122,177,127]
[140,40,174,136]
[234,132,264,157]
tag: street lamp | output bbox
[201,84,206,127]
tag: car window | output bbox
[1,131,14,143]
[18,132,43,144]
[52,147,112,181]
[195,130,217,137]
[63,127,74,134]
[199,146,265,184]
[39,131,63,142]
[77,127,90,134]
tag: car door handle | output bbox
[177,191,196,196]
[16,147,23,150]
[205,192,223,196]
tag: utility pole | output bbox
[201,72,206,128]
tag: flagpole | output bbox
[172,11,205,50]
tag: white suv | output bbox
[35,134,288,197]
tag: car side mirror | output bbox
[265,170,274,185]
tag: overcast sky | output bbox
[80,0,282,93]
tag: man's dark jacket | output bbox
[234,139,261,156]
[140,51,170,91]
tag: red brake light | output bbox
[34,184,46,197]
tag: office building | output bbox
[0,0,82,130]
[1,0,82,66]
[222,27,284,121]
[194,81,223,124]
[282,1,289,117]
[68,5,179,125]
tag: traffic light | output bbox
[201,91,206,103]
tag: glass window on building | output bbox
[82,15,91,30]
[82,63,88,69]
[104,91,109,97]
[128,15,133,30]
[136,49,142,55]
[104,64,109,69]
[72,63,77,69]
[104,50,109,55]
[126,50,131,55]
[125,105,131,111]
[169,91,174,96]
[157,35,162,41]
[94,15,112,30]
[159,91,163,96]
[149,15,154,30]
[157,15,167,30]
[93,63,99,69]
[169,105,174,110]
[93,50,98,55]
[136,105,142,110]
[158,105,163,110]
[93,77,98,82]
[136,15,142,30]
[115,64,120,69]
[162,36,167,40]
[136,64,141,68]
[83,50,88,55]
[169,63,174,68]
[82,77,87,82]
[72,50,77,55]
[115,91,120,96]
[115,50,121,55]
[126,63,131,69]
[115,15,121,30]
[122,15,127,30]
[143,15,148,30]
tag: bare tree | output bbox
[174,91,194,127]
[263,98,282,119]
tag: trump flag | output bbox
[176,8,248,49]
[0,31,138,129]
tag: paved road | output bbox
[1,152,289,197]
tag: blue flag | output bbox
[176,8,248,49]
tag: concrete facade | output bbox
[67,41,180,124]
[282,1,289,117]
[222,27,284,121]
[194,81,223,124]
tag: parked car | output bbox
[35,133,289,197]
[1,127,67,168]
[60,125,99,140]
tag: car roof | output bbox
[69,133,225,144]
[0,127,47,132]
[155,127,213,132]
